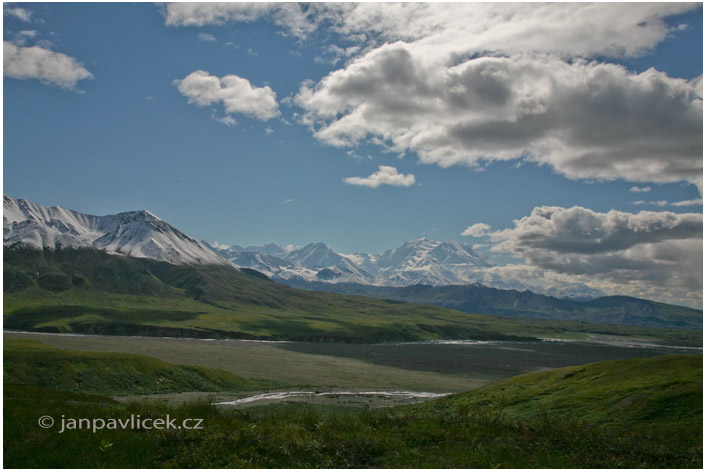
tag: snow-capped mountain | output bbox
[208,237,495,287]
[287,242,345,268]
[373,238,492,286]
[288,243,375,281]
[204,241,372,283]
[376,238,489,269]
[208,237,605,300]
[203,241,318,281]
[4,195,232,266]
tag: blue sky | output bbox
[3,3,703,306]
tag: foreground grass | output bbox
[4,355,702,468]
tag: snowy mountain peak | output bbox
[375,237,491,272]
[4,195,232,267]
[288,242,343,268]
[211,236,495,287]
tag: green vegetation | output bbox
[5,247,701,345]
[414,355,703,425]
[4,354,701,468]
[4,339,275,395]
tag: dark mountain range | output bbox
[282,280,703,330]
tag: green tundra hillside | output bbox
[4,247,535,342]
[4,247,701,345]
[411,354,703,425]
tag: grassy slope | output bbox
[4,354,701,468]
[4,247,701,345]
[3,339,275,395]
[411,354,703,425]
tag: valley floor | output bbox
[3,336,702,468]
[5,330,699,393]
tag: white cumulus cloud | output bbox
[629,186,652,193]
[164,3,695,57]
[3,41,93,89]
[4,5,31,21]
[462,223,491,237]
[167,3,703,191]
[296,50,702,190]
[174,70,279,121]
[165,3,274,27]
[164,3,318,38]
[487,205,702,306]
[343,165,415,188]
[212,114,236,127]
[671,198,703,207]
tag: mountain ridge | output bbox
[4,195,231,267]
[280,280,702,330]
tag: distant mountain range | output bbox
[4,195,700,331]
[2,195,603,301]
[282,281,702,330]
[205,239,606,300]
